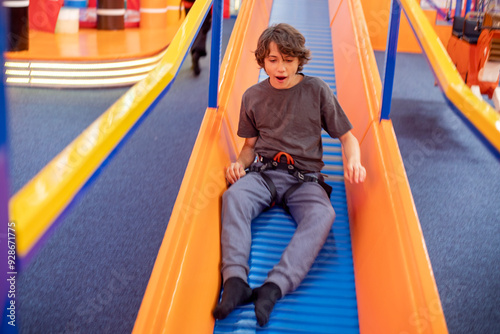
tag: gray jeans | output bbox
[220,167,335,296]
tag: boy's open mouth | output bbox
[276,76,286,81]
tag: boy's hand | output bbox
[344,161,366,184]
[226,162,246,184]
[339,131,366,184]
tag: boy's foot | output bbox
[192,52,201,76]
[212,277,253,320]
[253,282,282,326]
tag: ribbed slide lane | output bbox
[214,0,359,332]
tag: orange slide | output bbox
[132,0,448,333]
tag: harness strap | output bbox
[259,172,277,208]
[318,179,333,198]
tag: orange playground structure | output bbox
[8,0,499,332]
[133,0,448,333]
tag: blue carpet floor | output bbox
[4,18,498,334]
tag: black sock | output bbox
[253,282,282,326]
[212,277,253,320]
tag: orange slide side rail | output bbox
[132,0,273,333]
[331,0,448,333]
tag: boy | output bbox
[213,23,366,326]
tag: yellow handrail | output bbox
[9,0,214,258]
[398,0,500,157]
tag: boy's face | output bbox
[264,42,301,89]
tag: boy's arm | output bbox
[339,131,366,184]
[226,137,258,184]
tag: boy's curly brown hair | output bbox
[254,23,311,72]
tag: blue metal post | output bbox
[455,0,463,17]
[208,0,223,108]
[1,7,18,334]
[380,0,401,121]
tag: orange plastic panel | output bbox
[3,28,180,61]
[330,0,448,333]
[140,0,182,29]
[348,121,447,333]
[359,0,451,53]
[331,0,379,142]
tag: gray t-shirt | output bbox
[237,75,352,171]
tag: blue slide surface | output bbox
[213,0,360,333]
